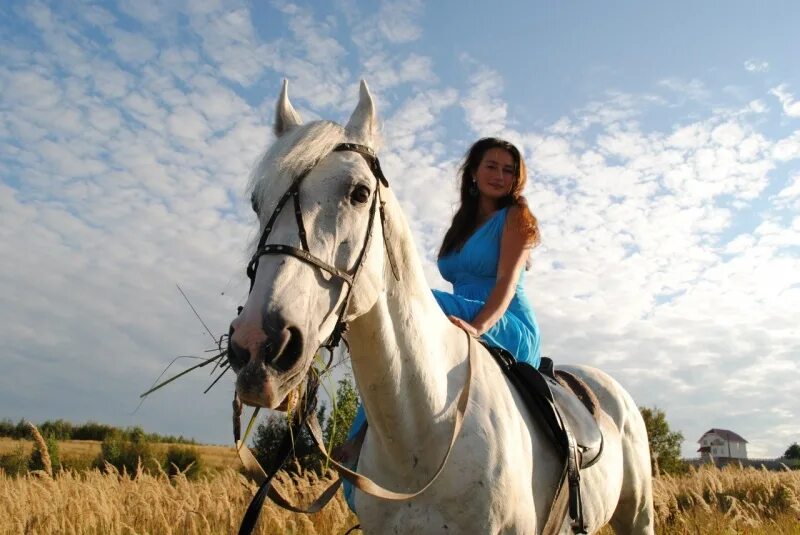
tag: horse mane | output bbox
[246,120,345,253]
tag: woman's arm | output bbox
[448,205,530,336]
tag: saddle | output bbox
[484,345,603,535]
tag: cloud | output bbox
[460,59,508,136]
[361,53,437,91]
[774,172,800,210]
[658,77,711,102]
[263,2,353,110]
[377,0,424,43]
[770,84,800,118]
[514,90,800,457]
[108,28,158,65]
[772,130,800,161]
[746,99,768,114]
[340,1,435,95]
[744,59,769,73]
[186,3,271,86]
[1,1,798,460]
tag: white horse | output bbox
[229,80,654,534]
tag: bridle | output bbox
[234,140,476,535]
[244,141,399,351]
[233,140,407,533]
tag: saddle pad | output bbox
[483,346,603,469]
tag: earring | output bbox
[469,179,478,197]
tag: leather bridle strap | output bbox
[332,143,389,187]
[332,143,400,282]
[254,244,355,286]
[245,142,394,351]
[236,142,415,532]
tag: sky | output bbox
[1,0,798,459]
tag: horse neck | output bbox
[347,206,465,457]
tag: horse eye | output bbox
[250,192,260,215]
[350,184,371,205]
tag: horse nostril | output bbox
[271,326,303,372]
[227,333,249,371]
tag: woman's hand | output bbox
[448,315,481,337]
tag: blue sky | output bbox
[1,0,798,459]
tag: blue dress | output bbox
[343,206,541,509]
[432,206,541,367]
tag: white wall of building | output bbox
[699,432,747,459]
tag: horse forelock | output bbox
[246,120,346,253]
[248,120,345,198]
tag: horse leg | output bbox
[608,412,655,534]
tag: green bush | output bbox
[72,421,115,441]
[39,419,73,441]
[60,456,95,473]
[29,433,60,473]
[97,430,161,476]
[164,445,204,479]
[0,443,29,476]
[0,419,15,438]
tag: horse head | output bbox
[228,80,392,409]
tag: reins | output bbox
[234,332,476,535]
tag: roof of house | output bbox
[698,428,748,444]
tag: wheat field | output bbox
[1,461,799,534]
[0,466,356,535]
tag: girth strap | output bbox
[483,347,590,534]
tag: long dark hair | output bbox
[438,137,540,258]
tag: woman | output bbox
[344,137,542,508]
[432,136,541,366]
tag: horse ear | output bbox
[274,79,303,137]
[345,80,377,144]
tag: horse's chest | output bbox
[357,451,529,534]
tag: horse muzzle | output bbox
[228,314,308,408]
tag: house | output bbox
[697,428,748,461]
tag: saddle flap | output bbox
[547,375,603,468]
[482,347,603,469]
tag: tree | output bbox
[639,407,687,475]
[323,376,360,452]
[784,442,800,460]
[250,414,319,474]
[249,375,361,475]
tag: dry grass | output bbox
[26,422,52,477]
[0,467,356,535]
[648,464,800,534]
[597,464,800,534]
[2,451,799,534]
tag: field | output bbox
[1,437,799,534]
[0,437,239,471]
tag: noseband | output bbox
[245,142,399,350]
